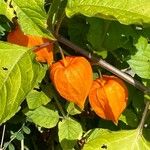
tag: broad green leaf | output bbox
[66,102,81,115]
[0,42,44,124]
[0,1,15,20]
[66,0,150,25]
[26,89,51,109]
[128,37,150,79]
[119,109,138,128]
[35,64,48,86]
[87,17,137,52]
[12,0,55,39]
[58,117,83,150]
[25,106,59,128]
[83,128,150,150]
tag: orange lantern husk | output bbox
[7,25,53,65]
[89,75,128,124]
[50,56,93,109]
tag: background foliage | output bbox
[0,0,150,149]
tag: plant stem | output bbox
[54,95,66,118]
[32,35,150,130]
[57,35,149,92]
[55,11,65,37]
[3,125,24,150]
[52,85,66,117]
[0,125,6,148]
[138,101,150,132]
[32,42,52,51]
[56,35,150,131]
[58,44,67,66]
[21,139,24,150]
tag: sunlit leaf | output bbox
[83,128,150,150]
[66,0,150,25]
[66,102,81,115]
[25,106,59,128]
[26,89,51,109]
[58,117,83,150]
[128,36,150,79]
[0,1,15,20]
[0,42,44,124]
[12,0,55,39]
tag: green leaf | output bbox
[119,109,138,128]
[12,0,55,39]
[26,89,51,109]
[66,0,150,25]
[15,132,24,141]
[10,131,24,141]
[8,143,15,150]
[0,1,15,20]
[128,36,150,79]
[87,17,137,52]
[68,16,89,48]
[58,117,83,150]
[66,102,81,115]
[25,106,59,128]
[22,126,31,134]
[83,128,150,150]
[47,0,62,30]
[0,42,44,124]
[128,85,145,114]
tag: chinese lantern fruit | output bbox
[7,25,53,65]
[89,75,128,124]
[50,56,93,109]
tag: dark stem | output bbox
[3,124,24,150]
[31,35,150,129]
[57,35,149,92]
[56,35,150,130]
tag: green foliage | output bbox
[128,36,150,79]
[25,106,59,128]
[66,102,82,116]
[0,42,45,124]
[87,17,137,52]
[119,109,138,128]
[0,1,14,21]
[68,16,89,48]
[83,128,150,150]
[11,0,55,39]
[26,89,51,109]
[66,0,150,25]
[0,0,150,149]
[8,143,15,150]
[22,126,31,134]
[58,117,83,150]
